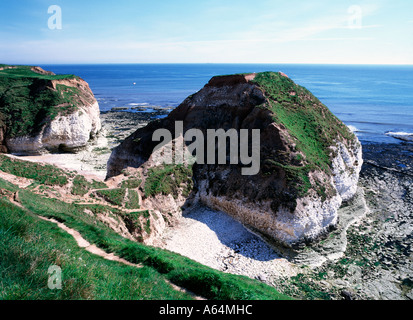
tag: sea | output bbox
[40,64,413,145]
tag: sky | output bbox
[0,0,412,65]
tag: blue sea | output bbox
[40,64,413,144]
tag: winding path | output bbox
[37,215,139,266]
[8,192,205,300]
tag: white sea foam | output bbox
[128,102,149,106]
[385,132,413,142]
[347,125,359,133]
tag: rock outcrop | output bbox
[0,65,101,155]
[0,116,7,153]
[107,72,362,247]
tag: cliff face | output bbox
[0,65,101,155]
[107,72,362,247]
[0,115,7,153]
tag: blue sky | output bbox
[0,0,412,64]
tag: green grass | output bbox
[0,176,291,300]
[0,65,75,81]
[71,175,92,196]
[252,72,356,197]
[54,84,83,115]
[121,177,142,189]
[0,154,69,186]
[283,273,332,300]
[144,164,194,198]
[71,175,107,196]
[0,64,82,138]
[119,243,290,300]
[0,156,108,194]
[122,210,148,236]
[0,176,19,192]
[0,198,191,300]
[95,188,127,207]
[125,189,141,209]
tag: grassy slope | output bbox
[0,156,291,300]
[0,154,70,186]
[251,72,356,196]
[143,164,194,199]
[0,194,190,300]
[0,65,80,138]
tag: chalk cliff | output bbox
[0,65,101,155]
[107,72,362,247]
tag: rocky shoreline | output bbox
[100,109,170,148]
[16,110,170,179]
[272,142,413,300]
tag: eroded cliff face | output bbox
[6,104,101,154]
[107,72,362,247]
[0,65,101,155]
[0,119,7,153]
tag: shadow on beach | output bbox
[179,204,282,263]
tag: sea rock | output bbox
[107,72,362,247]
[0,65,101,155]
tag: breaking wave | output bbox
[385,131,413,142]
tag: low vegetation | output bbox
[144,164,193,198]
[93,187,141,209]
[120,177,142,189]
[0,154,69,186]
[122,210,151,238]
[71,175,108,196]
[0,64,80,138]
[0,167,292,300]
[125,189,141,209]
[252,72,356,197]
[0,191,190,300]
[95,188,127,207]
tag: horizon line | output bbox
[2,62,413,67]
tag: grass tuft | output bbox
[71,175,107,196]
[0,154,69,186]
[144,164,193,198]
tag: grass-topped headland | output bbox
[0,64,83,138]
[0,64,76,80]
[105,70,362,248]
[251,72,357,197]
